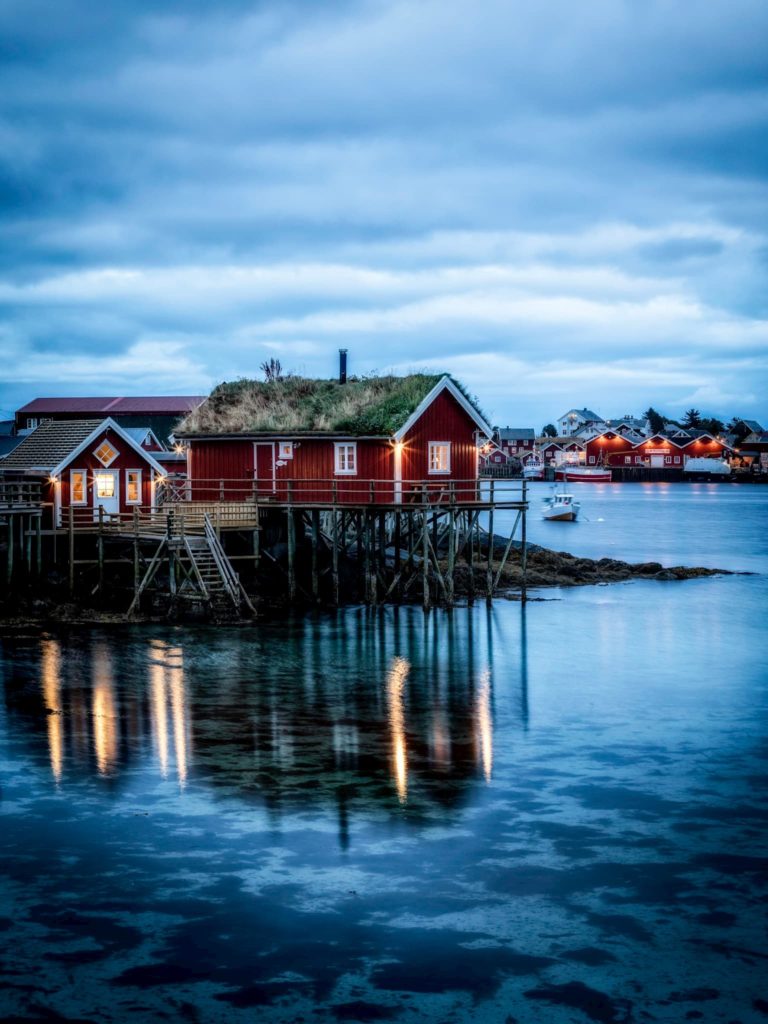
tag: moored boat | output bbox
[555,464,612,483]
[522,456,545,481]
[683,458,731,476]
[541,491,580,521]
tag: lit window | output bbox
[94,440,119,467]
[70,470,86,504]
[94,473,115,498]
[126,470,141,504]
[278,442,293,459]
[334,442,357,475]
[428,442,451,474]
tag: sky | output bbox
[1,0,767,430]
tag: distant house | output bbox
[14,396,205,445]
[734,419,763,435]
[606,416,649,437]
[178,372,493,504]
[496,427,535,458]
[557,408,605,437]
[0,418,166,524]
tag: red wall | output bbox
[56,427,159,517]
[400,389,479,502]
[585,433,635,467]
[189,440,254,500]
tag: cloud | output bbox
[0,0,766,424]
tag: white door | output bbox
[93,470,120,518]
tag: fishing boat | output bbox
[522,455,545,481]
[555,464,612,483]
[683,458,731,477]
[541,490,580,521]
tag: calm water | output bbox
[1,485,767,1024]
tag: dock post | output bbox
[25,514,32,572]
[97,506,104,593]
[34,515,42,578]
[6,517,13,588]
[447,484,455,607]
[521,477,528,603]
[311,509,320,601]
[421,486,430,611]
[394,512,402,603]
[287,509,296,603]
[133,507,140,603]
[486,479,495,605]
[332,509,340,605]
[467,510,475,606]
[68,506,74,596]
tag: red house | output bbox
[0,418,167,524]
[632,434,686,468]
[179,373,493,505]
[585,430,638,467]
[677,433,731,462]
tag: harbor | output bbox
[1,483,766,1024]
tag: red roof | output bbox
[17,396,205,415]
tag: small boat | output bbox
[683,458,731,476]
[555,464,612,483]
[523,456,545,481]
[542,490,580,521]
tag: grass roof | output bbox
[179,373,485,436]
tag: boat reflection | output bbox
[2,606,530,841]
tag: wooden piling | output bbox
[311,509,320,601]
[68,505,74,596]
[332,509,340,605]
[486,479,494,605]
[421,488,430,611]
[287,508,296,602]
[97,506,104,593]
[521,477,528,603]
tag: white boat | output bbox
[541,491,580,521]
[523,456,545,481]
[683,458,731,476]
[555,464,612,483]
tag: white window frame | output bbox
[674,456,680,464]
[70,469,87,505]
[93,439,120,468]
[334,442,357,475]
[428,441,451,475]
[126,469,142,505]
[588,455,596,464]
[278,441,293,459]
[624,456,631,464]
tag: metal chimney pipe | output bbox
[339,348,348,384]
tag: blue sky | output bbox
[1,0,766,429]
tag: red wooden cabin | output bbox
[180,374,493,505]
[0,418,166,525]
[585,431,637,467]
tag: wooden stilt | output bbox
[68,505,74,596]
[447,505,455,607]
[311,509,320,601]
[35,515,42,578]
[521,477,528,603]
[133,507,140,604]
[421,489,430,611]
[394,512,402,603]
[332,509,340,605]
[6,517,14,588]
[287,508,296,602]
[97,506,104,593]
[467,510,475,606]
[486,479,494,606]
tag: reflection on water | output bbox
[387,655,410,803]
[9,608,527,836]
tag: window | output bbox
[334,442,357,475]
[70,470,86,504]
[510,445,517,454]
[665,456,672,464]
[93,440,119,467]
[126,470,142,504]
[636,456,642,464]
[624,456,631,464]
[428,442,451,474]
[674,456,680,464]
[94,472,115,498]
[26,417,38,429]
[588,456,595,464]
[278,442,293,459]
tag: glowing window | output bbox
[95,473,115,498]
[94,440,119,467]
[334,443,357,475]
[70,470,86,504]
[428,442,451,474]
[126,470,141,504]
[278,442,293,459]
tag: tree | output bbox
[541,423,557,437]
[683,408,701,428]
[644,407,665,434]
[701,418,724,436]
[728,419,752,444]
[260,357,283,382]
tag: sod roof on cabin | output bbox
[179,374,485,437]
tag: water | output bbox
[1,485,767,1023]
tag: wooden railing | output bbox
[0,480,44,509]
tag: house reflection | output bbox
[1,605,530,843]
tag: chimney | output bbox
[339,348,348,384]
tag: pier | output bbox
[1,477,529,617]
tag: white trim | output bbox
[93,438,120,467]
[392,376,493,442]
[393,443,402,504]
[69,468,87,505]
[51,418,167,478]
[334,441,357,475]
[428,441,451,474]
[253,441,277,492]
[92,468,119,515]
[125,468,142,504]
[277,441,293,459]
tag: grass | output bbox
[179,373,487,435]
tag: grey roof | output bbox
[737,419,763,433]
[498,427,535,441]
[560,408,602,421]
[123,425,163,448]
[0,419,104,472]
[0,419,15,436]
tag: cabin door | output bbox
[254,442,276,495]
[93,470,120,518]
[650,454,664,468]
